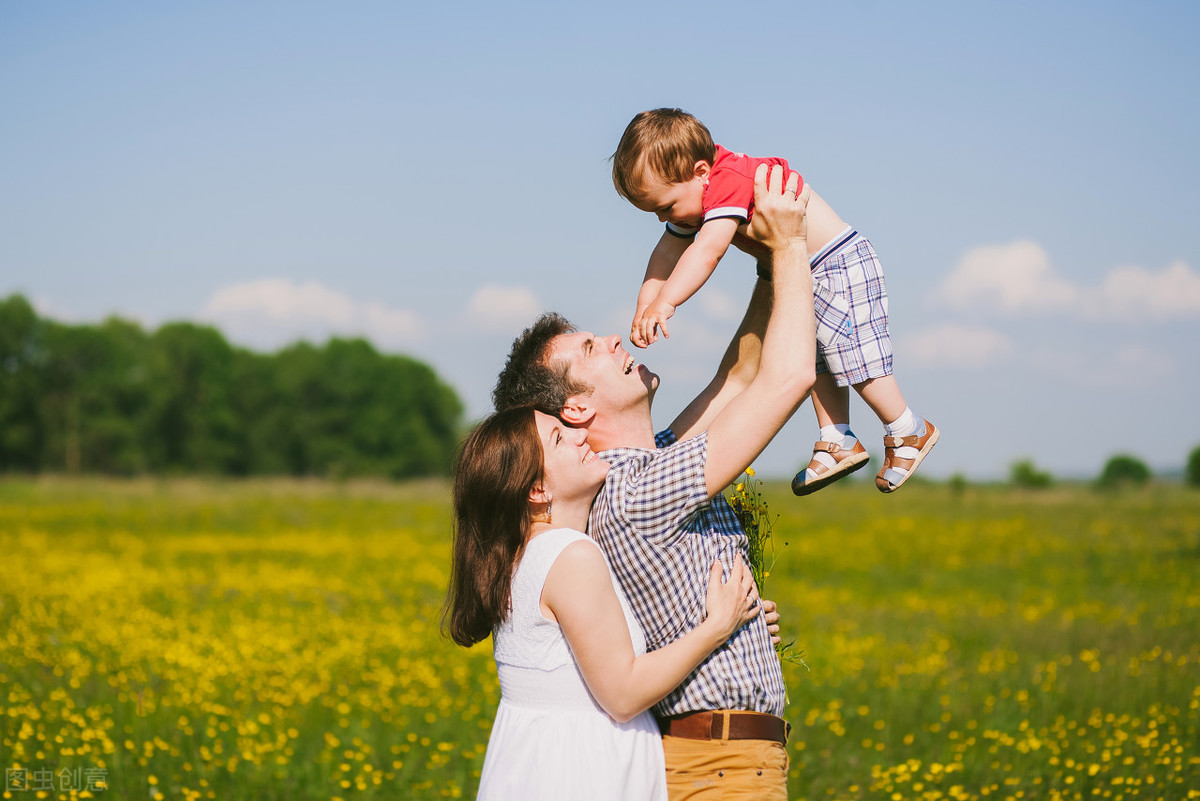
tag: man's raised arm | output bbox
[667,276,771,442]
[667,192,791,441]
[700,164,818,497]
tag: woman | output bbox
[444,406,764,800]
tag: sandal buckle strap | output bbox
[883,435,916,448]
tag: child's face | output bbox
[631,168,708,228]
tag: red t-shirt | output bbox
[665,145,803,237]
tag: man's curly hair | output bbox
[492,313,592,414]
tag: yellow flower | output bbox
[745,467,756,476]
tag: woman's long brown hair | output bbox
[442,406,544,647]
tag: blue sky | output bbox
[3,1,1198,480]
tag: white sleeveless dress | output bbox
[476,527,667,800]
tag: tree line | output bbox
[0,294,462,478]
[1007,448,1200,490]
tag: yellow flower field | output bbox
[1,478,1197,800]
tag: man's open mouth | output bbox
[623,355,635,374]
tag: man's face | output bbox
[547,331,658,417]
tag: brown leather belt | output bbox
[658,711,790,745]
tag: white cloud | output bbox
[361,301,424,341]
[1095,260,1200,320]
[902,323,1016,370]
[198,278,421,350]
[938,243,1200,321]
[32,296,82,322]
[203,279,353,323]
[464,285,540,333]
[938,241,1078,314]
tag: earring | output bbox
[532,499,552,525]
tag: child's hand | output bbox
[630,309,650,349]
[635,298,675,347]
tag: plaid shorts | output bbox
[810,228,893,387]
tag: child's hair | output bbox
[611,108,716,203]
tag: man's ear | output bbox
[693,160,711,181]
[560,395,596,427]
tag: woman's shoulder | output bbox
[541,535,615,608]
[517,528,598,581]
[529,526,592,547]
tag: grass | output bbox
[1,477,1196,800]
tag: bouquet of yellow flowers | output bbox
[726,468,807,669]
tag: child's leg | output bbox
[792,373,869,496]
[805,228,938,494]
[854,375,938,492]
[854,375,907,429]
[812,372,850,429]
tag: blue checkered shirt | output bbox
[589,429,786,718]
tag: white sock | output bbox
[819,424,857,448]
[884,407,923,438]
[807,425,858,478]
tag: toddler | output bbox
[612,108,937,494]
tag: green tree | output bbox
[1097,454,1151,488]
[0,293,464,478]
[78,318,152,474]
[228,349,289,475]
[381,351,463,478]
[0,295,45,471]
[146,323,239,473]
[262,338,463,478]
[1010,458,1053,489]
[38,317,154,473]
[1186,445,1200,489]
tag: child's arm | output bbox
[634,218,739,348]
[631,231,692,347]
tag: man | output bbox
[493,165,817,800]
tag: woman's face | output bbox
[533,410,609,503]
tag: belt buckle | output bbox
[710,711,730,741]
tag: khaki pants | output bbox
[662,734,789,801]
